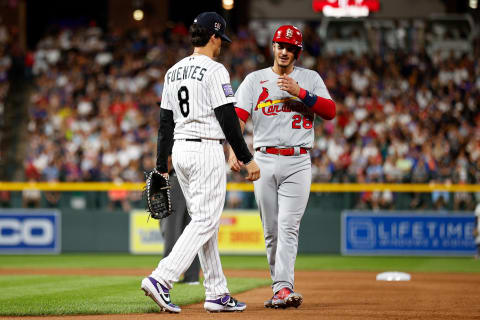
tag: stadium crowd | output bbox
[0,23,11,159]
[8,21,480,210]
[0,24,9,108]
[0,23,13,207]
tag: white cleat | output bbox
[140,277,181,313]
[204,295,247,312]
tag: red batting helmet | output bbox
[272,25,303,58]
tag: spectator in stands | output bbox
[107,167,131,212]
[409,157,431,209]
[431,178,451,211]
[371,189,394,211]
[16,22,480,212]
[22,177,41,208]
[0,191,10,208]
[44,188,61,208]
[452,162,473,210]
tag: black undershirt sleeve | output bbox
[214,103,253,164]
[156,108,174,173]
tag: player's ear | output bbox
[210,34,217,44]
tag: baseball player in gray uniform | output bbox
[229,25,336,309]
[141,12,260,313]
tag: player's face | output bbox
[273,42,296,68]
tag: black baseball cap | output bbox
[193,12,231,43]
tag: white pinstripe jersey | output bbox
[235,67,331,149]
[160,54,236,140]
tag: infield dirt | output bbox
[2,268,480,319]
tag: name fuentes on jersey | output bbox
[166,65,207,84]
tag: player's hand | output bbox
[228,147,242,172]
[228,152,243,172]
[277,73,300,97]
[245,160,260,181]
[155,167,169,180]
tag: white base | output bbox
[376,271,411,281]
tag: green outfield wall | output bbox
[58,199,345,253]
[61,210,129,252]
[299,208,341,253]
[298,193,355,253]
[5,189,475,253]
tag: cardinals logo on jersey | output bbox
[255,87,270,111]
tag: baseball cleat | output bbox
[271,288,303,309]
[264,296,274,308]
[204,295,247,312]
[141,277,181,313]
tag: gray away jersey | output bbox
[160,54,236,140]
[235,67,331,149]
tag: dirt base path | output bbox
[2,268,480,319]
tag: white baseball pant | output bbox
[150,140,229,300]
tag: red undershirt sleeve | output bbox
[235,107,250,122]
[299,88,336,120]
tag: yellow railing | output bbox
[1,182,479,192]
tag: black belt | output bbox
[183,139,224,144]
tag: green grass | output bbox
[0,275,269,316]
[0,254,478,273]
[0,254,478,316]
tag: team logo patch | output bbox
[286,28,293,38]
[222,84,234,97]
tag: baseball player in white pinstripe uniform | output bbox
[229,25,336,309]
[141,12,260,313]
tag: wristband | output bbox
[298,87,336,120]
[299,88,317,108]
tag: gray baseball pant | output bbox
[253,151,311,293]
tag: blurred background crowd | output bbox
[0,0,479,211]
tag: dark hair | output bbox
[190,24,217,47]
